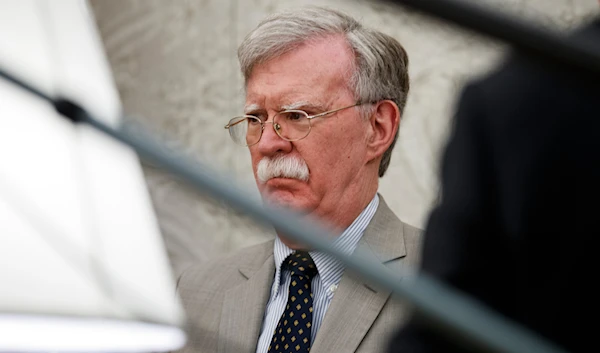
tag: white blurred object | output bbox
[0,0,187,351]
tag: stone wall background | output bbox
[88,0,599,276]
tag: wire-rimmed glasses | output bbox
[225,102,367,146]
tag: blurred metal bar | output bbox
[382,0,600,77]
[0,66,569,353]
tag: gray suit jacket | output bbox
[175,195,422,353]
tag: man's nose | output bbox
[256,121,292,156]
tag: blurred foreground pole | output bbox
[381,0,600,77]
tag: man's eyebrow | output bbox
[281,101,325,111]
[243,104,262,114]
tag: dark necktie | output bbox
[268,251,318,353]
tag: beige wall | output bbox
[88,0,598,276]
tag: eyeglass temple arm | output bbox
[307,102,364,119]
[224,118,251,129]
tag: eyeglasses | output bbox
[225,102,367,147]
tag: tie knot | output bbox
[286,251,317,278]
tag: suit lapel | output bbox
[218,252,275,353]
[310,195,407,353]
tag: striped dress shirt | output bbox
[255,194,380,353]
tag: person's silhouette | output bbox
[388,17,600,353]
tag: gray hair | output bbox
[238,6,410,177]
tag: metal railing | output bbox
[383,0,600,77]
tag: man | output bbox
[388,14,600,353]
[175,6,421,353]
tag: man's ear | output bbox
[366,100,400,162]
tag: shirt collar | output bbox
[271,194,380,298]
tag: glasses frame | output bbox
[225,101,367,147]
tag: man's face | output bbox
[244,36,371,222]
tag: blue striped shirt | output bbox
[255,194,380,353]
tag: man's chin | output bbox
[262,191,303,210]
[261,188,309,214]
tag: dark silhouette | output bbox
[388,19,600,353]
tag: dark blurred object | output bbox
[388,18,600,353]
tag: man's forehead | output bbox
[243,37,354,112]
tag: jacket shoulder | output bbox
[401,221,423,243]
[177,239,274,292]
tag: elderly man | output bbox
[176,6,421,353]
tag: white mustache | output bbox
[257,155,309,184]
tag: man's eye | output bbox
[286,112,305,121]
[247,112,266,120]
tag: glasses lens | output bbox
[228,116,262,146]
[273,111,310,141]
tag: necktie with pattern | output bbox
[268,251,318,353]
